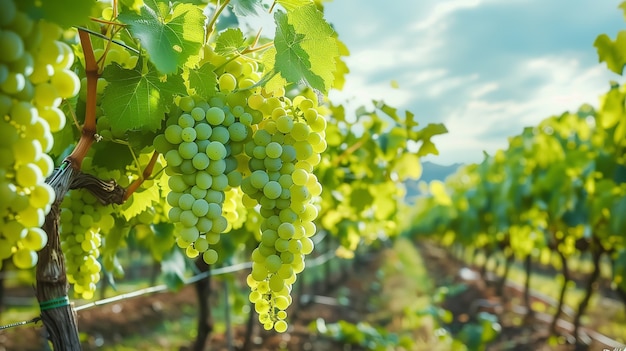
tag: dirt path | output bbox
[416,241,626,351]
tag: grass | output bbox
[371,238,466,351]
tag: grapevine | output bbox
[0,0,447,348]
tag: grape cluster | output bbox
[0,0,78,269]
[59,188,115,299]
[155,45,327,331]
[154,94,251,264]
[59,157,119,299]
[241,95,326,332]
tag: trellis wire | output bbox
[0,240,335,330]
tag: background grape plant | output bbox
[0,0,444,349]
[410,3,626,346]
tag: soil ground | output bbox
[0,241,624,351]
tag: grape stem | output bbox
[332,137,367,167]
[206,0,231,44]
[123,151,160,201]
[69,172,125,205]
[269,1,277,13]
[241,41,274,55]
[67,30,99,171]
[74,26,140,55]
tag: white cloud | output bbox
[324,0,624,166]
[425,56,615,165]
[411,0,486,32]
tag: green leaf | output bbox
[20,0,96,28]
[393,153,422,181]
[350,187,373,213]
[230,0,263,16]
[151,222,176,261]
[260,47,287,93]
[273,5,339,93]
[330,37,350,90]
[598,85,624,129]
[161,249,186,290]
[413,123,448,156]
[594,31,626,75]
[119,181,161,220]
[276,0,313,11]
[405,110,418,129]
[101,62,185,134]
[214,28,247,55]
[611,197,626,233]
[184,62,218,97]
[92,142,134,170]
[374,100,400,122]
[118,0,206,74]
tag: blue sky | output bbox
[323,0,626,165]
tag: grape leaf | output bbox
[184,62,218,97]
[118,0,205,74]
[230,0,263,16]
[405,110,418,129]
[374,100,400,122]
[414,123,448,156]
[276,0,313,11]
[120,183,160,220]
[20,0,96,28]
[349,187,373,214]
[215,28,247,55]
[273,5,338,93]
[598,86,624,129]
[101,63,185,134]
[393,153,422,181]
[332,38,350,90]
[261,47,288,93]
[161,249,186,290]
[92,142,133,170]
[119,0,143,12]
[594,30,626,75]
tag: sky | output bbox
[322,0,626,165]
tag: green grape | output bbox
[263,181,281,200]
[179,95,195,112]
[50,69,80,99]
[265,142,282,159]
[178,141,198,159]
[218,73,237,92]
[178,113,195,128]
[206,141,227,160]
[0,71,25,94]
[227,122,247,141]
[203,249,218,264]
[0,30,24,63]
[195,123,212,140]
[38,106,65,132]
[15,163,42,187]
[20,228,48,251]
[181,126,196,142]
[12,248,37,269]
[0,0,17,26]
[206,106,225,125]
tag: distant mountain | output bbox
[404,161,462,202]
